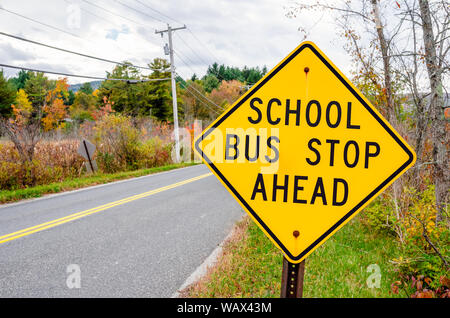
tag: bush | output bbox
[0,114,174,190]
[93,114,173,173]
[0,141,84,190]
[363,183,449,297]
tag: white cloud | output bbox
[0,0,351,84]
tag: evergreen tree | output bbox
[0,70,16,117]
[8,70,30,91]
[203,74,219,93]
[146,58,172,120]
[79,82,93,95]
[24,72,51,110]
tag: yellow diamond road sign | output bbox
[194,41,416,264]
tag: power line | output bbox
[64,0,123,30]
[176,30,258,86]
[174,50,229,102]
[0,6,81,39]
[173,49,205,79]
[1,3,144,65]
[69,0,162,58]
[133,0,184,26]
[177,79,221,115]
[187,27,220,64]
[0,63,170,83]
[174,32,211,70]
[175,49,257,90]
[173,49,203,75]
[113,0,164,26]
[175,71,221,110]
[0,31,153,71]
[81,0,150,29]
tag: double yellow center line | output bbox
[0,172,213,245]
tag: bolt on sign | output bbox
[194,41,416,264]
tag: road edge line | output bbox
[171,215,244,298]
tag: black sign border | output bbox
[195,43,415,262]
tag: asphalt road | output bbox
[0,164,243,297]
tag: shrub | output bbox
[0,114,175,190]
[363,182,449,297]
[0,140,84,190]
[93,114,173,173]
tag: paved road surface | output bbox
[0,164,243,297]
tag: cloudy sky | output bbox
[0,0,351,84]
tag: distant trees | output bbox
[205,63,267,84]
[209,80,243,110]
[96,58,175,121]
[78,82,93,95]
[70,91,97,121]
[1,59,268,126]
[179,63,267,121]
[8,70,29,91]
[0,70,16,117]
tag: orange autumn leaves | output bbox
[42,78,69,131]
[11,78,69,131]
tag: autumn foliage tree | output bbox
[42,78,69,131]
[209,80,243,110]
[0,87,41,166]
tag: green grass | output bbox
[183,215,403,298]
[0,162,198,204]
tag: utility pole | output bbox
[156,24,186,163]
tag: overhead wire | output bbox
[81,0,149,29]
[80,0,165,49]
[0,6,81,39]
[174,71,222,111]
[0,4,145,68]
[133,0,184,26]
[0,31,152,71]
[0,63,170,83]
[113,0,165,25]
[177,78,221,116]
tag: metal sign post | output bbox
[281,258,306,298]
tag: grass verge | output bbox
[181,214,403,298]
[0,162,198,204]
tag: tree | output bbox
[417,0,449,223]
[13,89,33,117]
[205,63,266,84]
[0,86,41,169]
[0,70,16,117]
[65,89,75,106]
[8,70,30,91]
[24,72,51,111]
[70,91,97,121]
[287,0,450,227]
[209,80,243,110]
[145,58,173,120]
[79,82,94,95]
[203,74,220,93]
[183,80,215,121]
[42,78,69,131]
[97,62,141,114]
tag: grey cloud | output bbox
[0,42,34,62]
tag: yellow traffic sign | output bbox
[194,41,416,264]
